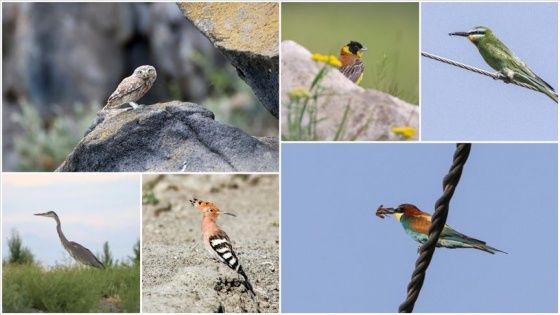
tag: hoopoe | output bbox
[190,198,255,295]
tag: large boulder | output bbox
[178,2,279,119]
[281,40,419,141]
[56,102,278,172]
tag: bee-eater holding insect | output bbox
[449,26,558,103]
[376,204,507,254]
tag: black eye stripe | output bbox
[469,30,485,35]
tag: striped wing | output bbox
[340,59,364,83]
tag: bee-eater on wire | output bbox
[376,204,507,254]
[449,26,558,103]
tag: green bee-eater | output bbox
[449,26,558,103]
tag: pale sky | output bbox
[282,143,557,312]
[2,173,140,267]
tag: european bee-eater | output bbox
[379,204,507,254]
[449,26,558,103]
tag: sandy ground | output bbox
[141,174,279,313]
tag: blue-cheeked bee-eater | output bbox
[449,26,557,103]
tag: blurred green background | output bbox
[282,3,419,104]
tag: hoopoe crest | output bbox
[190,198,255,295]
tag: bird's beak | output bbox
[360,46,368,52]
[221,211,237,217]
[34,212,47,216]
[448,31,469,37]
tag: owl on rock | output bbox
[103,65,157,110]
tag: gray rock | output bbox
[177,3,279,119]
[55,102,278,172]
[281,40,419,141]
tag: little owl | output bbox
[103,65,157,110]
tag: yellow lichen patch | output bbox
[178,3,278,56]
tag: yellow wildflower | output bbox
[288,87,312,100]
[311,53,342,68]
[311,53,328,63]
[391,127,416,139]
[327,55,342,68]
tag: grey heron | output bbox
[34,211,105,269]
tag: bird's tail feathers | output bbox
[237,265,255,295]
[514,72,558,103]
[475,244,508,255]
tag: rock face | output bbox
[178,2,279,119]
[56,102,278,172]
[281,40,419,141]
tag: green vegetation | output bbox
[282,2,419,104]
[142,191,160,205]
[100,241,114,268]
[2,264,140,313]
[3,231,140,312]
[12,102,97,171]
[130,240,140,266]
[4,230,35,265]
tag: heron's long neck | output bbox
[54,216,70,247]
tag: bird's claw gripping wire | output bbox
[375,205,397,219]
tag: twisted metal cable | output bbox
[421,51,544,94]
[398,143,472,313]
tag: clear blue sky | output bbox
[421,2,558,141]
[281,143,557,312]
[2,174,140,267]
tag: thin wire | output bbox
[398,143,472,313]
[421,51,541,93]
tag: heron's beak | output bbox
[34,212,47,216]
